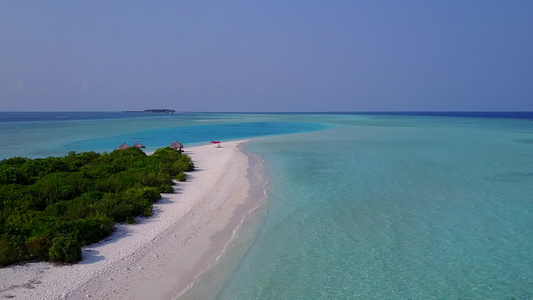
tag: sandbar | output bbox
[0,140,256,300]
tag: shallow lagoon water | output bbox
[213,115,533,299]
[0,113,324,159]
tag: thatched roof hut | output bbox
[118,142,130,150]
[132,142,145,149]
[169,141,183,150]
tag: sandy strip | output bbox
[0,140,253,300]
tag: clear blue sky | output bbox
[1,1,532,112]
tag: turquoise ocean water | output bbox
[1,112,532,299]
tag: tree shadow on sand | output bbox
[79,179,189,265]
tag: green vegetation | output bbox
[0,147,194,266]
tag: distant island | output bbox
[123,109,176,113]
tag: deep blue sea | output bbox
[1,112,532,299]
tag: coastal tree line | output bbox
[0,147,194,266]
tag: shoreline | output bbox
[179,148,270,300]
[0,139,262,300]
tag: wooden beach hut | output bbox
[132,142,145,149]
[169,141,184,152]
[118,142,130,150]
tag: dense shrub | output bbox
[176,172,187,182]
[0,236,22,267]
[65,151,101,169]
[49,234,82,263]
[94,193,135,223]
[0,167,29,185]
[159,184,174,193]
[152,148,194,175]
[32,172,80,206]
[0,157,28,167]
[71,217,114,245]
[26,236,52,260]
[0,147,194,266]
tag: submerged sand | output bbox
[0,140,256,300]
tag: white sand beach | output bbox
[0,140,255,300]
